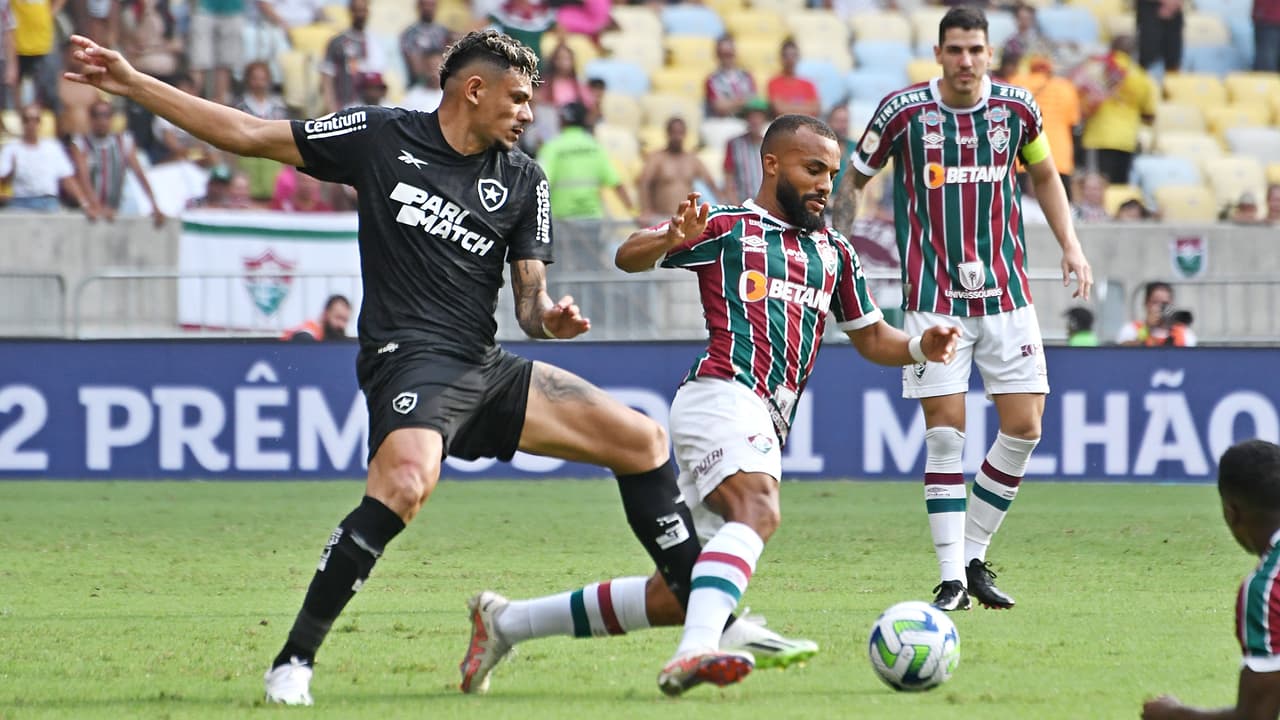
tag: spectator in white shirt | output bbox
[1,105,98,216]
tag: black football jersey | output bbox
[291,106,553,361]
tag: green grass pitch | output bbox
[0,479,1247,719]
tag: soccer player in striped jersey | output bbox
[1143,439,1280,719]
[830,6,1093,612]
[457,115,960,698]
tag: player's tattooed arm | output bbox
[512,259,554,339]
[830,172,868,236]
[511,260,591,340]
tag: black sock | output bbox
[273,496,405,668]
[616,460,702,609]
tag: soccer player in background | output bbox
[64,29,717,707]
[460,115,960,697]
[830,6,1092,612]
[1142,439,1280,719]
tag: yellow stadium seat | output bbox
[1153,184,1219,221]
[1155,102,1206,135]
[909,7,949,47]
[907,59,942,84]
[1069,0,1125,39]
[638,124,669,154]
[665,35,717,71]
[289,24,335,56]
[786,9,847,42]
[1205,104,1273,140]
[320,4,349,28]
[1269,162,1280,185]
[1224,72,1280,105]
[610,5,663,38]
[542,33,601,73]
[642,92,703,139]
[649,67,707,101]
[599,92,642,131]
[1108,14,1137,42]
[750,0,807,13]
[1163,73,1228,107]
[1203,154,1266,206]
[796,34,854,73]
[734,35,784,76]
[699,146,726,189]
[849,11,912,43]
[369,0,415,37]
[1103,184,1144,217]
[1154,130,1224,162]
[280,49,321,114]
[704,0,747,18]
[600,31,664,71]
[1183,12,1231,46]
[725,9,786,38]
[435,0,476,34]
[595,122,643,171]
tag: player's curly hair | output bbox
[440,29,541,87]
[1219,439,1280,510]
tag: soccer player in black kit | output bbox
[64,30,724,705]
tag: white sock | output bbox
[496,576,651,644]
[965,432,1038,563]
[676,522,764,655]
[924,426,966,583]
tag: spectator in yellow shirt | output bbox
[1078,36,1157,186]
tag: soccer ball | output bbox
[867,601,960,692]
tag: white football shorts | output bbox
[901,305,1050,399]
[669,377,782,542]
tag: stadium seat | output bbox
[785,9,846,43]
[435,0,474,34]
[1154,102,1207,135]
[1036,6,1100,46]
[369,0,415,37]
[1183,44,1247,74]
[796,37,853,73]
[749,0,807,13]
[1225,127,1280,165]
[661,4,724,37]
[599,92,642,131]
[584,59,650,97]
[612,5,664,38]
[724,9,785,38]
[1132,154,1203,196]
[1184,12,1232,45]
[1070,0,1126,39]
[846,99,879,135]
[1163,73,1228,108]
[703,0,746,18]
[1103,184,1144,217]
[664,36,717,73]
[289,24,335,56]
[846,68,909,104]
[848,11,912,43]
[700,116,747,154]
[641,93,703,139]
[796,59,849,114]
[280,49,320,114]
[908,7,948,48]
[1204,104,1272,141]
[1154,131,1225,163]
[542,33,600,73]
[906,59,942,84]
[320,4,349,28]
[1153,184,1219,221]
[1269,162,1280,185]
[699,146,727,188]
[1225,72,1280,105]
[600,31,664,72]
[1202,154,1266,206]
[853,41,914,74]
[986,10,1018,49]
[594,123,642,173]
[1108,14,1137,42]
[734,35,784,76]
[1192,0,1253,18]
[649,66,707,101]
[638,124,672,154]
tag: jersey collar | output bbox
[928,75,991,114]
[743,198,801,230]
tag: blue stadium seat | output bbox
[845,69,909,104]
[796,59,848,114]
[1191,0,1253,20]
[1228,16,1256,67]
[852,41,914,73]
[584,59,651,97]
[986,10,1017,50]
[660,4,726,38]
[1183,44,1248,74]
[1035,6,1100,46]
[1131,154,1203,199]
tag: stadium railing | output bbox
[0,272,66,338]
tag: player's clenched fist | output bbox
[921,326,961,364]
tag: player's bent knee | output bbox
[606,414,670,474]
[370,455,440,520]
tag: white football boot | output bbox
[264,656,314,706]
[459,591,514,694]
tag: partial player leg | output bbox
[920,394,970,612]
[964,393,1043,609]
[518,362,702,609]
[265,428,441,705]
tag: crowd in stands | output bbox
[0,0,1279,226]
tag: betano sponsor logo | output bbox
[738,270,833,311]
[923,163,1010,189]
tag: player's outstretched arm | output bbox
[63,35,303,167]
[829,171,871,236]
[511,259,590,340]
[614,192,709,273]
[847,322,959,367]
[1143,668,1280,720]
[1026,156,1092,301]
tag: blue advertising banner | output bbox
[0,341,1274,481]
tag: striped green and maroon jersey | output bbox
[1235,531,1280,673]
[851,76,1046,316]
[661,200,882,437]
